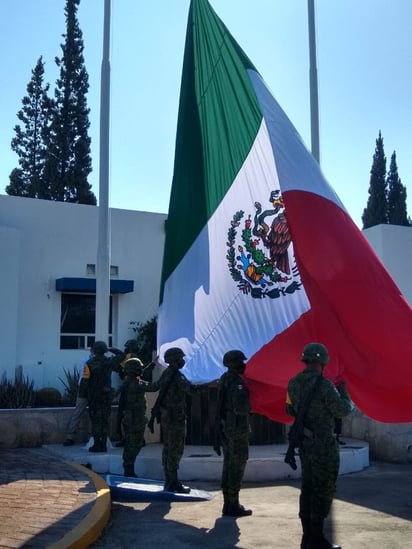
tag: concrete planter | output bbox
[0,407,90,449]
[343,408,412,463]
[0,398,161,449]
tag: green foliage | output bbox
[362,132,410,229]
[129,316,157,364]
[387,151,410,226]
[58,366,81,406]
[362,131,388,229]
[0,371,35,409]
[6,0,96,205]
[35,387,62,407]
[42,0,96,204]
[6,57,53,199]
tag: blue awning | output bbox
[55,277,134,294]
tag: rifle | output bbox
[213,383,224,456]
[284,375,323,470]
[147,368,177,434]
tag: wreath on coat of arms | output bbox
[226,191,302,299]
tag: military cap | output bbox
[163,347,185,363]
[223,349,247,368]
[92,340,108,355]
[124,357,144,376]
[301,342,329,365]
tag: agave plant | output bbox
[0,370,35,409]
[58,366,81,406]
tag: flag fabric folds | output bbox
[158,0,412,423]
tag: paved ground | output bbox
[0,447,108,549]
[91,461,412,549]
[1,446,412,549]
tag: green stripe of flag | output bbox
[160,0,262,303]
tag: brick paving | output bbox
[0,448,96,549]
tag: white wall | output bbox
[363,224,412,305]
[0,195,166,391]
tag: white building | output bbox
[2,193,412,395]
[0,194,166,391]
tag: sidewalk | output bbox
[91,461,412,549]
[1,443,411,549]
[0,447,109,549]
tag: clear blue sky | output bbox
[1,0,411,227]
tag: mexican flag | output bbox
[158,0,412,423]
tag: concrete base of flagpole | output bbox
[46,438,369,482]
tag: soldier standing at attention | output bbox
[286,343,352,549]
[117,357,158,477]
[148,347,200,494]
[216,350,252,517]
[78,340,118,453]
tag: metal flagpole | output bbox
[307,0,320,163]
[95,0,111,343]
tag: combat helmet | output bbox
[301,342,329,365]
[223,350,247,368]
[124,339,139,353]
[92,340,108,355]
[164,347,185,364]
[124,357,144,376]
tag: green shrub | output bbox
[35,387,62,407]
[59,366,81,406]
[129,316,157,364]
[0,370,35,409]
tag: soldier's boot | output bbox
[123,465,137,478]
[308,521,341,549]
[164,470,191,494]
[300,516,311,549]
[224,495,252,517]
[89,436,107,453]
[221,493,229,516]
[163,468,170,491]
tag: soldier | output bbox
[78,340,118,453]
[215,350,252,517]
[62,351,92,446]
[117,357,157,477]
[148,347,199,493]
[113,339,156,447]
[286,342,352,549]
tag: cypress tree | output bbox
[387,151,409,226]
[6,57,53,199]
[43,0,96,204]
[362,131,388,229]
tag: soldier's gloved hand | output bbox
[335,380,347,392]
[108,347,123,355]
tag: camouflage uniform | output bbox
[118,359,157,476]
[215,349,252,517]
[286,343,352,549]
[78,341,120,452]
[149,365,195,490]
[219,370,251,507]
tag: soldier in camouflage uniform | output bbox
[78,340,119,453]
[117,357,158,477]
[216,350,252,517]
[148,347,200,493]
[286,343,352,549]
[114,339,156,447]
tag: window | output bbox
[60,293,113,349]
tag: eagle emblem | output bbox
[226,190,302,299]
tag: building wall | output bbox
[0,194,166,391]
[363,224,412,304]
